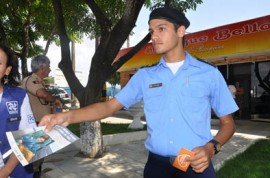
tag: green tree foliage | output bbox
[0,0,52,76]
[107,72,120,87]
[107,72,120,97]
[0,0,91,77]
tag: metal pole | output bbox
[71,42,76,109]
[71,42,75,71]
[227,61,229,79]
[225,57,229,80]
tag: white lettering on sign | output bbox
[213,22,270,41]
[185,35,208,47]
[185,21,270,47]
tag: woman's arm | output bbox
[0,153,19,178]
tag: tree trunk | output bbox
[53,0,146,158]
[21,57,29,77]
[80,121,103,157]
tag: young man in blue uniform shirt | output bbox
[39,7,238,178]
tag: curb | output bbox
[214,139,256,171]
[103,130,147,146]
[60,130,148,152]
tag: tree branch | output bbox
[84,0,112,34]
[52,0,85,100]
[110,33,151,75]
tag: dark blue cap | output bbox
[149,7,190,28]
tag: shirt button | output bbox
[169,140,173,144]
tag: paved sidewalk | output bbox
[41,112,270,178]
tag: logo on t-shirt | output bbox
[6,101,18,114]
[27,114,36,124]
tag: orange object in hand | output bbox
[172,148,195,172]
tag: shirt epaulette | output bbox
[196,58,216,68]
[140,62,159,69]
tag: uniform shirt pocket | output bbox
[180,83,209,113]
[144,82,164,113]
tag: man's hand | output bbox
[38,112,70,133]
[51,98,63,113]
[53,98,62,107]
[185,144,214,173]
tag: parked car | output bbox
[47,86,71,104]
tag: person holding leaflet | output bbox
[39,7,238,178]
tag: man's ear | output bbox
[177,26,186,38]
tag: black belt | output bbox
[149,152,176,164]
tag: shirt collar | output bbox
[157,51,202,69]
[32,73,42,80]
[182,52,202,69]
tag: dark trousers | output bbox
[144,152,216,178]
[33,158,44,178]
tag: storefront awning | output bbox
[116,15,270,71]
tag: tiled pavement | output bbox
[41,113,270,178]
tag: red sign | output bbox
[117,15,270,71]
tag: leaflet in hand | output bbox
[172,148,194,172]
[6,125,79,166]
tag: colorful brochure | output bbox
[6,125,79,166]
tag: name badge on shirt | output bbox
[149,83,162,88]
[7,116,21,122]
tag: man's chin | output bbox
[153,48,164,55]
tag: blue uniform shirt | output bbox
[115,52,238,157]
